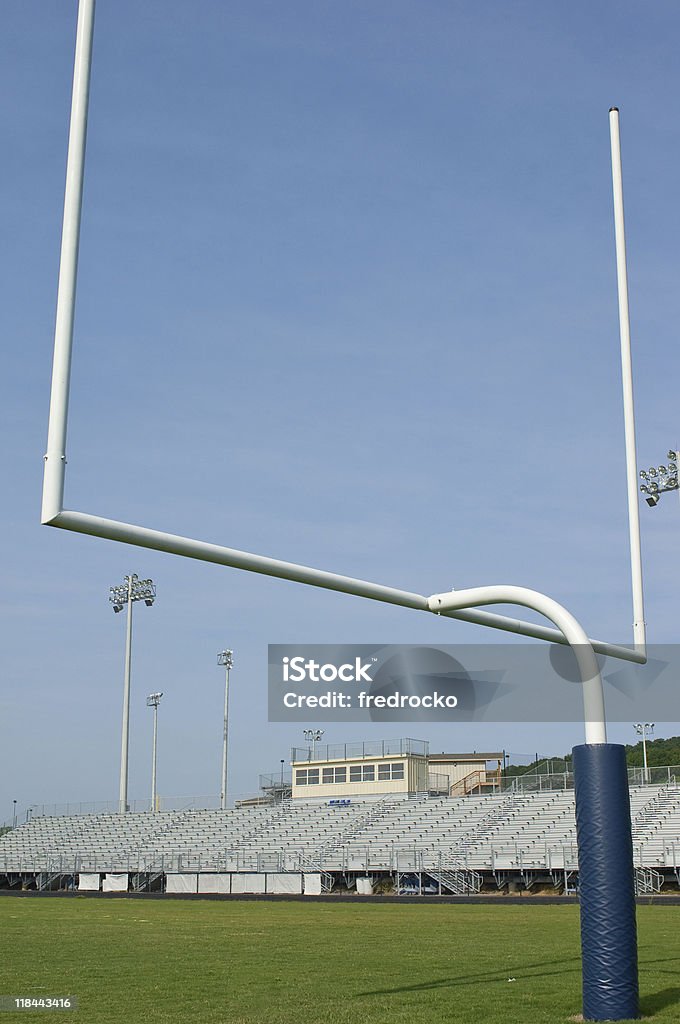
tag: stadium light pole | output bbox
[109,574,156,814]
[147,692,163,812]
[217,650,233,810]
[12,800,17,830]
[634,722,654,783]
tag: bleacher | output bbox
[2,780,680,892]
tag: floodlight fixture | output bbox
[217,649,234,670]
[638,450,680,508]
[303,728,325,759]
[109,574,156,608]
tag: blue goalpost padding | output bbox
[573,743,639,1021]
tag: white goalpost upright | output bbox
[43,3,651,1019]
[609,106,646,655]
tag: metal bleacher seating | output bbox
[2,781,680,885]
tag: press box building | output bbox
[289,738,503,800]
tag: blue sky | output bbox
[2,1,679,820]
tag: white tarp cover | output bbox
[231,873,266,893]
[78,873,100,891]
[303,873,322,895]
[356,877,373,895]
[166,873,198,893]
[266,873,303,894]
[102,873,128,892]
[197,873,231,894]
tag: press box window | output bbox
[296,769,320,786]
[349,765,376,782]
[378,762,405,781]
[322,767,347,784]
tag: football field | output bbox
[1,897,678,1023]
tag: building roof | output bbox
[428,752,504,762]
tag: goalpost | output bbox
[43,3,647,1019]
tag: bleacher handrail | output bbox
[16,765,680,824]
[497,764,680,796]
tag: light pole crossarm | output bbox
[427,585,608,744]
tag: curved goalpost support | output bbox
[429,588,639,1022]
[428,587,606,742]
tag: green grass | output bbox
[1,897,679,1023]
